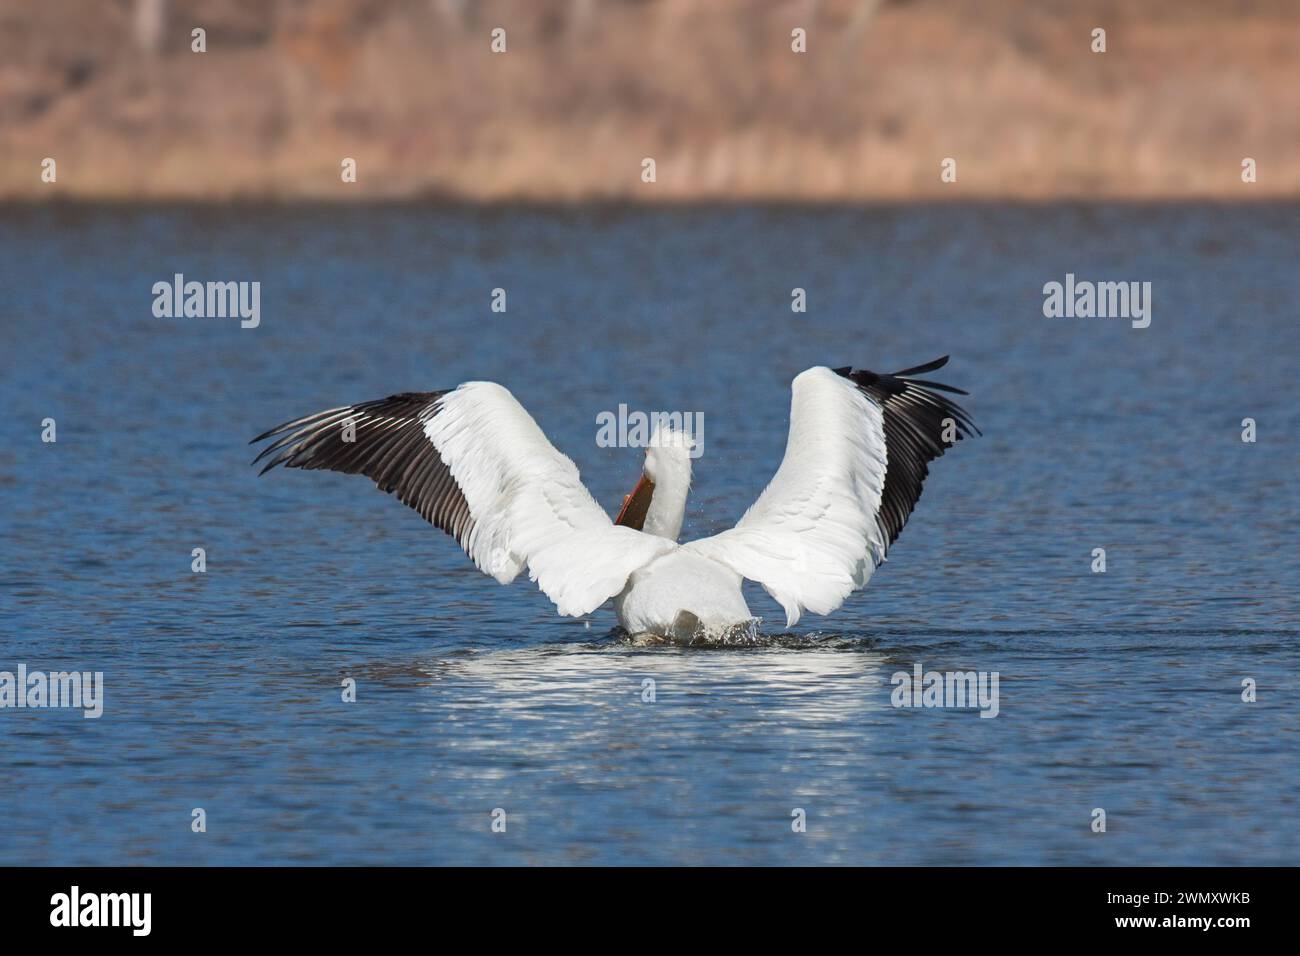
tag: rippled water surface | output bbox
[2,204,1297,864]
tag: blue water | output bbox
[2,203,1297,865]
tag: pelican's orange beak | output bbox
[614,474,655,530]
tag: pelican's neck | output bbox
[642,461,690,541]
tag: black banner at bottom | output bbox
[0,866,1279,941]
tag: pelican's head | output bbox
[614,424,695,540]
[643,423,695,485]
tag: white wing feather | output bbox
[428,383,675,616]
[683,367,888,627]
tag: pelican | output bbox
[251,357,978,640]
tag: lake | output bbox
[1,202,1297,864]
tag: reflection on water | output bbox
[1,203,1298,865]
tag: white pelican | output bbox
[251,357,978,640]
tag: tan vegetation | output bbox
[1,0,1296,200]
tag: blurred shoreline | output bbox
[3,0,1297,202]
[3,198,1296,213]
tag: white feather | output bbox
[683,367,888,627]
[426,382,675,617]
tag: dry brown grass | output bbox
[1,0,1296,200]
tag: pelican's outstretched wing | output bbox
[251,382,675,616]
[684,357,978,627]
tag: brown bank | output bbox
[2,0,1297,201]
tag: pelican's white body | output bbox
[615,550,751,638]
[604,419,752,638]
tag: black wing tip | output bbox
[833,357,975,421]
[249,423,295,470]
[833,354,955,382]
[251,443,294,474]
[248,391,446,470]
[902,378,968,395]
[891,355,950,377]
